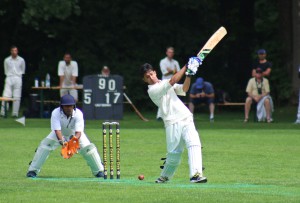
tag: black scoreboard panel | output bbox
[83,75,123,120]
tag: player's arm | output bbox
[71,62,78,85]
[262,68,271,77]
[169,65,187,86]
[71,76,77,85]
[205,93,215,98]
[58,62,64,87]
[59,76,64,87]
[74,131,81,139]
[54,130,66,145]
[190,93,199,99]
[160,61,171,76]
[4,60,8,76]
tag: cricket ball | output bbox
[138,174,144,180]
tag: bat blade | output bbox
[197,26,227,61]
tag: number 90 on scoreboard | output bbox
[83,75,123,120]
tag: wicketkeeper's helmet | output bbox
[60,94,76,108]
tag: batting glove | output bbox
[186,57,202,76]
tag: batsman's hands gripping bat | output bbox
[61,136,80,159]
[186,57,202,76]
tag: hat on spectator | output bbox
[257,49,266,54]
[256,68,263,73]
[196,77,204,89]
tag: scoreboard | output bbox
[83,75,123,120]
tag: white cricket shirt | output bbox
[159,57,180,80]
[4,56,26,77]
[58,61,78,86]
[148,80,192,126]
[51,107,84,136]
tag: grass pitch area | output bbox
[0,108,299,202]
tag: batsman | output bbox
[26,94,104,178]
[140,57,207,183]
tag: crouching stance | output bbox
[26,94,104,178]
[140,57,207,183]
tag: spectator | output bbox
[189,77,215,122]
[252,49,272,77]
[157,47,181,120]
[245,68,273,123]
[1,45,26,118]
[58,53,78,101]
[101,66,110,76]
[295,65,300,124]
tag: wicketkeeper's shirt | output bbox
[51,107,84,136]
[148,80,192,126]
[4,56,26,77]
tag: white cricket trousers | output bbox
[161,116,204,179]
[1,76,22,116]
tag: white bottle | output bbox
[34,77,39,87]
[45,73,50,87]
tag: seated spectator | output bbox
[245,68,273,123]
[189,77,215,121]
[101,66,110,76]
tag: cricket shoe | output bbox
[26,171,37,178]
[190,173,207,183]
[95,171,104,178]
[155,176,169,183]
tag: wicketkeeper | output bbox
[26,94,104,178]
[140,57,207,183]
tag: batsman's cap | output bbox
[257,49,266,54]
[60,94,76,106]
[256,68,263,73]
[196,77,204,89]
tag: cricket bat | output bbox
[197,26,227,61]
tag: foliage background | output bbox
[0,0,292,109]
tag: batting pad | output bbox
[188,145,203,178]
[79,143,104,175]
[28,138,58,173]
[161,152,182,179]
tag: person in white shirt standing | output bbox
[156,47,181,120]
[1,46,26,117]
[140,57,207,183]
[58,53,78,101]
[26,94,104,178]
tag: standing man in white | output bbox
[1,46,26,117]
[26,94,104,178]
[157,47,181,120]
[58,53,78,101]
[140,57,207,183]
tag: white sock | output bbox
[210,114,214,119]
[188,145,203,178]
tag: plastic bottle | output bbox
[45,73,50,87]
[34,77,39,87]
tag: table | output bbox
[31,86,83,118]
[0,97,16,118]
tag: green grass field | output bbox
[1,108,300,203]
